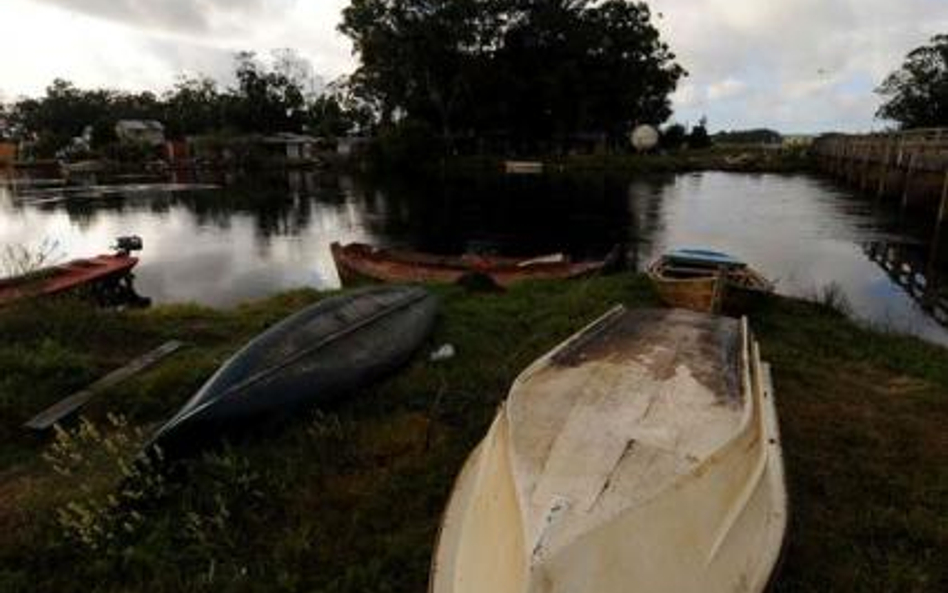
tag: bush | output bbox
[371,120,443,170]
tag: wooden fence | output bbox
[812,128,948,221]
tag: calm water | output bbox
[1,169,946,346]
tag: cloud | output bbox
[0,0,354,97]
[29,0,274,35]
[707,78,747,101]
[652,0,948,132]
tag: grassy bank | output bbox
[0,276,945,592]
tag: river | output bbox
[1,168,946,346]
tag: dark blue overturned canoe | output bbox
[147,285,439,458]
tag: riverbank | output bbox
[0,276,944,592]
[429,146,813,176]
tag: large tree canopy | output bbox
[340,0,685,147]
[876,34,948,129]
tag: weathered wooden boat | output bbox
[647,249,773,314]
[146,285,439,458]
[331,242,605,288]
[0,253,138,307]
[430,307,786,593]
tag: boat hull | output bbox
[331,242,603,288]
[647,264,723,313]
[430,307,787,593]
[0,254,138,307]
[647,256,772,315]
[148,285,439,457]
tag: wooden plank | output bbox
[939,170,948,223]
[901,153,918,210]
[24,340,185,430]
[877,138,894,197]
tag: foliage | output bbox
[0,102,11,139]
[228,51,308,134]
[8,79,143,157]
[660,123,687,150]
[161,76,227,139]
[713,128,783,145]
[307,78,377,138]
[1,239,63,277]
[876,34,948,128]
[340,0,686,150]
[688,116,712,149]
[373,119,445,169]
[44,415,166,553]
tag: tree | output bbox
[339,0,685,150]
[227,51,308,134]
[0,102,10,139]
[688,117,712,149]
[876,34,948,129]
[162,76,226,138]
[713,129,782,145]
[307,77,375,137]
[660,123,687,150]
[10,79,116,156]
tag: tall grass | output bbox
[1,239,63,278]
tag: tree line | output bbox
[0,50,369,158]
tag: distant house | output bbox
[260,133,319,161]
[115,120,165,146]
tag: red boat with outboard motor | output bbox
[0,236,143,307]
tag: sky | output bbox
[0,0,946,133]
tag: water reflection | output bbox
[1,169,946,346]
[864,241,947,326]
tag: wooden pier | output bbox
[812,128,948,219]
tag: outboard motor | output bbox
[113,235,143,256]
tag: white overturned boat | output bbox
[430,307,787,593]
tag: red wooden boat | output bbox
[331,242,605,287]
[0,251,139,307]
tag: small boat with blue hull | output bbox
[147,285,439,458]
[648,249,774,314]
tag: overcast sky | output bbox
[1,0,946,133]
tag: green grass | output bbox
[0,276,945,592]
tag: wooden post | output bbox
[939,169,948,223]
[877,136,893,197]
[848,142,856,183]
[901,153,917,211]
[860,143,872,191]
